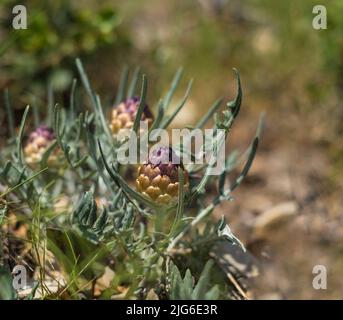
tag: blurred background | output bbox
[1,0,343,299]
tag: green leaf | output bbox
[16,105,30,166]
[40,140,58,169]
[77,59,113,143]
[71,192,113,243]
[47,83,54,127]
[75,58,93,102]
[127,66,141,98]
[133,75,148,134]
[150,99,164,130]
[70,78,78,118]
[227,68,242,120]
[183,269,193,298]
[215,69,242,132]
[93,208,108,234]
[192,260,214,299]
[195,97,223,129]
[159,79,193,130]
[229,137,258,192]
[170,263,183,300]
[163,68,183,111]
[73,191,97,227]
[204,285,220,300]
[169,260,218,300]
[115,65,129,105]
[98,140,157,210]
[32,102,40,128]
[0,168,47,199]
[94,94,113,144]
[151,68,184,131]
[218,150,239,195]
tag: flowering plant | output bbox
[0,59,262,300]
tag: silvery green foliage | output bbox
[0,59,262,299]
[72,191,137,245]
[72,191,107,243]
[170,260,220,300]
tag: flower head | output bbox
[136,146,189,204]
[24,125,58,167]
[110,97,153,135]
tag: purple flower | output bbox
[28,125,55,143]
[136,146,189,204]
[24,125,57,166]
[110,97,153,135]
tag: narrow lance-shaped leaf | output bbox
[76,112,85,141]
[159,79,193,130]
[189,128,226,203]
[213,136,259,205]
[98,140,157,210]
[16,105,30,166]
[256,112,265,139]
[163,67,183,111]
[115,65,129,105]
[215,69,242,131]
[151,68,184,130]
[53,104,68,153]
[70,78,78,118]
[218,150,239,195]
[227,68,242,120]
[76,59,114,145]
[229,137,258,193]
[133,74,148,134]
[1,161,12,177]
[231,112,264,175]
[73,191,97,227]
[183,269,193,298]
[76,58,95,104]
[127,66,141,98]
[192,260,214,299]
[40,140,58,169]
[84,125,116,198]
[47,83,54,127]
[195,97,223,129]
[0,168,47,199]
[95,94,113,143]
[168,260,219,300]
[150,99,164,130]
[32,101,40,128]
[93,208,108,234]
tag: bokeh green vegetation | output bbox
[0,0,129,105]
[1,0,342,122]
[117,0,343,183]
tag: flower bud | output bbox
[110,97,153,135]
[136,146,189,204]
[24,125,58,167]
